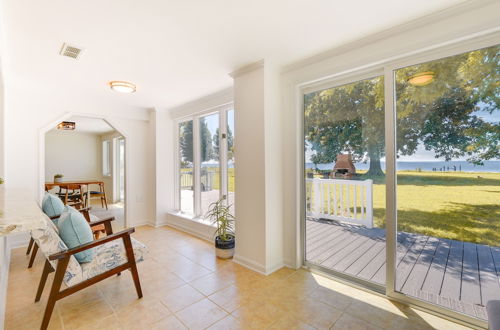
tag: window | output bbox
[176,107,235,219]
[102,140,111,176]
[179,120,194,215]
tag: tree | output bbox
[304,45,499,176]
[213,125,234,161]
[179,118,214,164]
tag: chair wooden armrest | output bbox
[89,216,114,235]
[49,227,135,260]
[89,216,114,227]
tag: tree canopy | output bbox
[179,118,215,165]
[304,45,500,176]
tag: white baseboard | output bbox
[232,254,267,274]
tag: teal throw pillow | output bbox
[42,192,65,225]
[57,206,94,263]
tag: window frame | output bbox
[102,139,112,177]
[174,104,234,220]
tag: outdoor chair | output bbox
[31,214,147,330]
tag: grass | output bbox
[308,170,500,246]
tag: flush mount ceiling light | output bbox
[57,121,76,130]
[407,71,435,87]
[109,81,136,93]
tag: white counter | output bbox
[0,187,47,236]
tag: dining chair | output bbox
[84,182,108,210]
[57,184,84,208]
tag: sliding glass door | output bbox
[302,42,499,324]
[303,75,387,286]
[393,44,500,321]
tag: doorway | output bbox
[42,115,127,230]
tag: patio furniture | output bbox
[32,214,147,330]
[487,300,500,330]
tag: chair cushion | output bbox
[31,216,83,287]
[57,206,94,263]
[42,192,65,225]
[81,237,147,280]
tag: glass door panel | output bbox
[227,109,235,215]
[394,45,500,320]
[199,113,220,216]
[304,75,386,285]
[179,120,194,215]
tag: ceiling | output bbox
[1,0,464,113]
[50,116,115,134]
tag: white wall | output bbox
[280,0,500,268]
[45,130,100,182]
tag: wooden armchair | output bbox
[26,207,111,268]
[33,217,146,330]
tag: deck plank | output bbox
[371,232,421,285]
[344,240,385,277]
[460,242,481,305]
[421,239,451,294]
[306,222,343,249]
[321,233,377,270]
[477,244,500,306]
[401,236,440,295]
[395,235,429,292]
[440,240,464,301]
[304,219,498,321]
[309,230,365,264]
[306,228,351,261]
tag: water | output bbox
[306,160,500,173]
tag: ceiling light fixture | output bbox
[407,71,435,87]
[109,81,136,93]
[57,121,76,130]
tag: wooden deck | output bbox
[306,219,500,320]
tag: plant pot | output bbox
[54,177,63,183]
[215,235,235,259]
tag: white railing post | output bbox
[365,179,373,228]
[313,179,321,217]
[305,178,374,228]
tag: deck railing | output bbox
[306,178,373,228]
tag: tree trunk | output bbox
[365,156,385,177]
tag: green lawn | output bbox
[308,170,500,246]
[181,168,235,192]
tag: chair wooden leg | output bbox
[103,196,108,210]
[123,235,142,298]
[26,237,34,255]
[35,260,53,302]
[28,243,39,268]
[41,257,69,330]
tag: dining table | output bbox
[45,180,104,208]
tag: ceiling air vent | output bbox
[59,43,83,59]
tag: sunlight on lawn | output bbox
[371,171,500,246]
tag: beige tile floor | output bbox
[5,225,472,330]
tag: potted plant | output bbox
[54,174,64,183]
[206,198,235,259]
[0,178,4,185]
